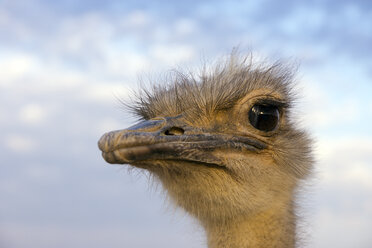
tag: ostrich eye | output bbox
[248,104,280,132]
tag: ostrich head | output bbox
[98,54,313,247]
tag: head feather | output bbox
[126,53,296,122]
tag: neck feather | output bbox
[204,199,296,248]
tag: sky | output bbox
[1,0,372,247]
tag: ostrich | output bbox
[98,54,313,248]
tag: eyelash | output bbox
[253,99,287,109]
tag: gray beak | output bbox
[98,116,266,166]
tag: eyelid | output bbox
[254,99,288,108]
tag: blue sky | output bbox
[1,0,372,247]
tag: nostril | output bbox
[164,127,185,136]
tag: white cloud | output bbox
[1,4,371,248]
[301,79,361,129]
[18,103,47,126]
[0,6,37,42]
[322,159,372,189]
[120,10,150,29]
[0,53,42,86]
[82,83,130,104]
[310,136,372,247]
[0,222,203,248]
[316,137,372,189]
[174,19,197,37]
[0,52,85,92]
[150,44,196,65]
[104,49,150,77]
[4,134,38,153]
[23,163,62,184]
[280,5,327,36]
[0,8,10,26]
[312,209,372,248]
[96,117,127,135]
[48,12,114,56]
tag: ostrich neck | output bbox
[204,200,295,248]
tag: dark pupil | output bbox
[249,104,279,131]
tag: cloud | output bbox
[4,134,38,153]
[312,208,372,248]
[18,103,47,126]
[299,75,369,133]
[120,10,150,29]
[1,2,372,248]
[0,221,204,248]
[96,117,126,135]
[103,48,150,78]
[149,44,196,65]
[47,12,114,57]
[81,83,130,104]
[310,135,372,248]
[0,52,42,86]
[173,18,198,37]
[316,137,372,188]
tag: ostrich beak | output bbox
[98,117,266,166]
